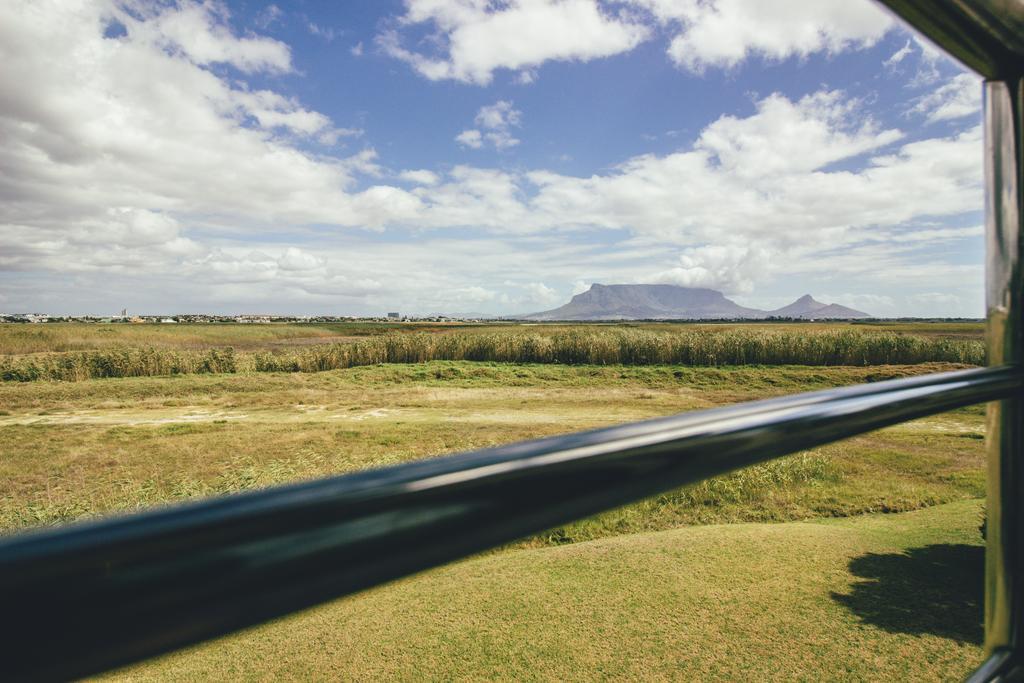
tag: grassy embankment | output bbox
[109,501,985,681]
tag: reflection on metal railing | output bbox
[0,365,1019,681]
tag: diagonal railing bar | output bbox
[0,365,1019,681]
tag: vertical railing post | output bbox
[985,75,1024,671]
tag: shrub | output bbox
[0,329,985,382]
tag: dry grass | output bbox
[0,320,983,356]
[0,362,985,536]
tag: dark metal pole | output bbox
[979,76,1024,681]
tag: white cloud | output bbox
[909,292,961,306]
[515,69,537,85]
[254,4,283,30]
[912,33,944,65]
[455,129,484,149]
[351,41,364,56]
[884,39,913,67]
[522,282,560,305]
[631,0,892,72]
[0,3,985,316]
[457,100,523,150]
[901,33,950,85]
[698,90,902,177]
[485,129,519,150]
[524,89,933,244]
[126,0,293,74]
[648,244,771,294]
[307,21,337,42]
[277,247,325,272]
[0,0,415,266]
[378,0,649,85]
[572,279,592,295]
[477,100,521,129]
[909,72,982,123]
[452,285,498,303]
[399,169,441,185]
[873,225,982,243]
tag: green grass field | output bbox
[108,501,985,681]
[0,322,991,679]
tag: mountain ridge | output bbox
[520,284,870,321]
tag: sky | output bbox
[0,0,986,317]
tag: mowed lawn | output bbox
[106,501,985,682]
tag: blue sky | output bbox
[0,0,985,316]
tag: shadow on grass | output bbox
[832,544,983,644]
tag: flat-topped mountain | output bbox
[521,285,870,321]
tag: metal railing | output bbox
[0,366,1018,681]
[0,1,1021,681]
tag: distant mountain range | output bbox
[519,284,870,321]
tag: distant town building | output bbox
[387,312,400,319]
[160,318,177,324]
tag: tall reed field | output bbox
[0,328,985,382]
[0,322,402,354]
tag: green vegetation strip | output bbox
[106,501,985,681]
[0,329,985,381]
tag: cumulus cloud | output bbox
[909,72,982,123]
[455,129,484,149]
[648,244,771,294]
[523,88,949,244]
[379,0,896,81]
[277,247,325,272]
[630,0,892,72]
[0,2,984,315]
[0,0,415,276]
[457,100,523,150]
[522,281,560,304]
[125,0,293,74]
[377,0,649,85]
[697,90,902,177]
[399,169,441,185]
